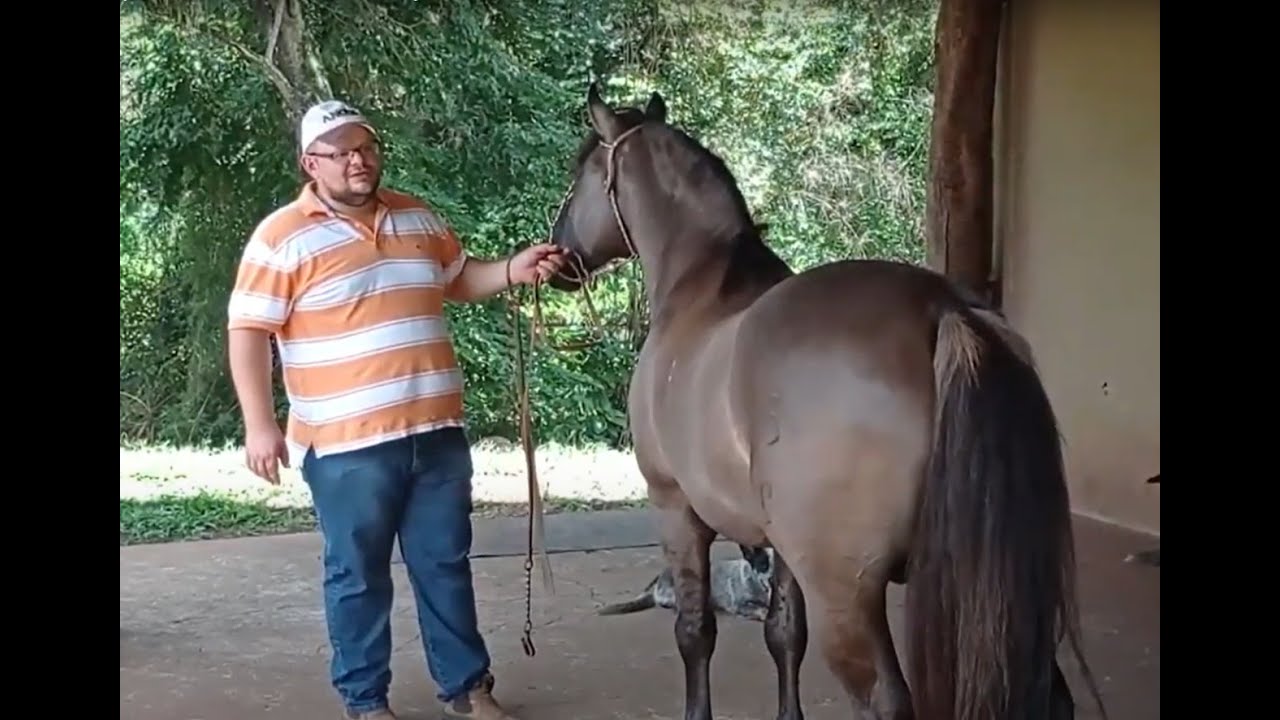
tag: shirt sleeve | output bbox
[438,221,469,297]
[226,226,295,334]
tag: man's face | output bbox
[301,124,383,205]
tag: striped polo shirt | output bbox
[226,182,469,466]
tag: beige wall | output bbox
[994,0,1160,533]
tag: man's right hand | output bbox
[245,423,290,484]
[228,327,290,485]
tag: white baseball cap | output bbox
[298,100,378,153]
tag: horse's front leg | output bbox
[654,489,717,720]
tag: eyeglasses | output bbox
[306,140,382,163]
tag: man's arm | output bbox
[445,256,513,303]
[225,215,302,479]
[429,210,566,303]
[227,328,278,432]
[226,231,293,425]
[225,225,296,482]
[443,246,567,303]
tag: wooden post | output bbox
[925,0,1006,302]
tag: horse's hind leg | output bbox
[765,551,807,720]
[860,577,912,719]
[806,568,912,720]
[654,491,718,720]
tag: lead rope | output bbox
[507,256,551,658]
[509,123,644,658]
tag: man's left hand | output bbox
[508,243,568,286]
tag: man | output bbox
[225,99,566,720]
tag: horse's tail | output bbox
[905,304,1105,720]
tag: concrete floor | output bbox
[120,511,1158,720]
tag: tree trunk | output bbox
[924,0,1006,303]
[253,0,332,120]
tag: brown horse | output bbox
[546,83,1102,720]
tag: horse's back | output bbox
[749,258,959,326]
[732,258,953,409]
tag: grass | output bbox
[120,493,318,545]
[120,438,651,546]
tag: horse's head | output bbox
[547,82,668,292]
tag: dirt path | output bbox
[121,511,1159,720]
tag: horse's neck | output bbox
[644,241,734,328]
[719,235,794,305]
[641,225,791,329]
[630,156,792,324]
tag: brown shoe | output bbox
[343,709,396,719]
[441,674,516,719]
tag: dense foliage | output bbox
[120,0,938,450]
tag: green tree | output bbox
[120,0,938,450]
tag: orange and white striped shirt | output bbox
[226,182,469,466]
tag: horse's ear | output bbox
[587,81,622,143]
[644,91,667,122]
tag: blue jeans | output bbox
[301,427,492,714]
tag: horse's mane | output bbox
[570,106,793,298]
